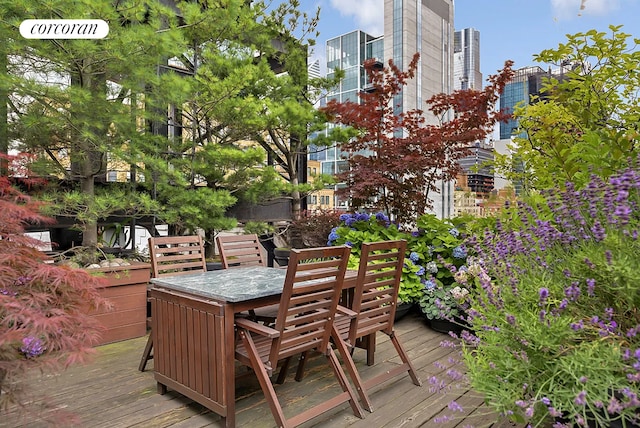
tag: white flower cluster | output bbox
[450,286,470,300]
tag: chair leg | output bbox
[294,351,309,382]
[330,326,374,412]
[238,330,288,427]
[276,356,292,384]
[326,346,367,419]
[389,332,422,386]
[138,334,153,372]
[366,333,376,366]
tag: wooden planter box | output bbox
[88,262,151,346]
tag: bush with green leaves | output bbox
[327,212,471,309]
[411,214,471,320]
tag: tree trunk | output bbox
[72,63,105,248]
[81,172,98,247]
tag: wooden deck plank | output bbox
[3,313,521,428]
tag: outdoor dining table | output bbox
[148,266,357,428]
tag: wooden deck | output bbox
[5,313,520,427]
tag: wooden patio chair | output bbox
[216,234,266,268]
[234,245,366,427]
[294,240,422,412]
[138,235,206,372]
[216,234,278,326]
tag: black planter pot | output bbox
[206,261,223,271]
[427,316,471,335]
[428,317,461,334]
[394,302,414,321]
[273,248,291,267]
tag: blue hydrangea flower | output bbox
[355,212,370,221]
[409,251,420,262]
[449,227,460,238]
[328,229,340,241]
[375,212,389,222]
[416,267,425,276]
[345,241,354,248]
[452,245,467,259]
[339,213,351,222]
[345,217,356,227]
[423,279,437,290]
[21,336,45,358]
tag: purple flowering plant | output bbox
[452,164,640,427]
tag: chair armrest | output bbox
[235,316,280,338]
[336,305,357,319]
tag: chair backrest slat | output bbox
[216,234,265,269]
[350,240,407,341]
[270,246,350,364]
[148,235,207,278]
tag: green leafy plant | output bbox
[409,214,470,320]
[327,212,473,308]
[328,212,420,303]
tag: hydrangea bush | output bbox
[453,164,640,427]
[327,212,472,316]
[412,214,471,320]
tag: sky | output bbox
[301,0,640,82]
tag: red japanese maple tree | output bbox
[321,53,514,224]
[0,154,107,421]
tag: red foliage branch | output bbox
[321,53,514,224]
[0,154,108,421]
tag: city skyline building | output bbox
[457,141,494,193]
[384,0,454,125]
[498,64,575,195]
[309,29,383,211]
[384,0,455,218]
[453,27,482,91]
[309,0,457,217]
[499,65,548,139]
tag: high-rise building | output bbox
[384,0,455,218]
[325,30,384,104]
[384,0,454,125]
[308,30,384,211]
[454,28,482,90]
[498,64,575,195]
[499,66,548,139]
[307,58,321,79]
[458,141,494,193]
[310,0,456,217]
